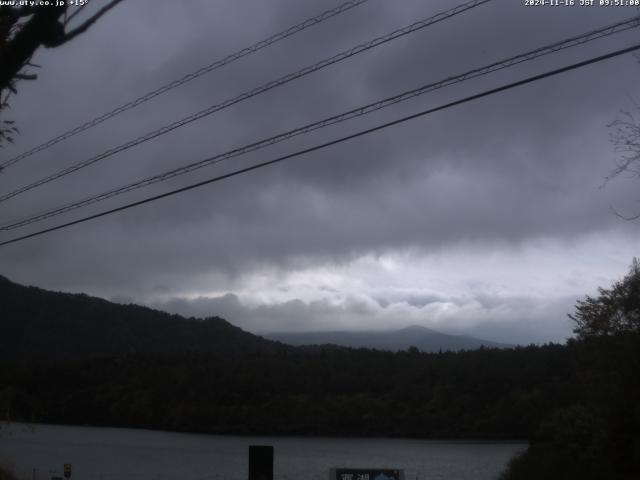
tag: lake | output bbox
[0,423,526,480]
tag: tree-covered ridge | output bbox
[266,326,511,352]
[1,273,571,439]
[0,343,572,439]
[0,275,288,360]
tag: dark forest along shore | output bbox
[0,423,525,480]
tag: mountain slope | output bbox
[0,275,287,360]
[266,325,510,352]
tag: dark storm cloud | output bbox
[0,0,638,338]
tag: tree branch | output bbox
[64,3,88,27]
[15,72,36,80]
[55,0,124,45]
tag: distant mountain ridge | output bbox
[0,275,288,360]
[266,325,511,352]
[0,275,508,361]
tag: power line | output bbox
[2,15,638,232]
[1,42,638,248]
[0,0,491,204]
[0,0,371,171]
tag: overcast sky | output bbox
[1,0,639,344]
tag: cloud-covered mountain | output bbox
[267,325,511,352]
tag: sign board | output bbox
[63,464,72,479]
[331,469,404,480]
[249,445,273,480]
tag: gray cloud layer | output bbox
[1,0,639,342]
[149,291,575,345]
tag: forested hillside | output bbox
[0,343,572,438]
[0,275,287,359]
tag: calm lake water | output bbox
[0,423,526,480]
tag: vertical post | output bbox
[248,445,273,480]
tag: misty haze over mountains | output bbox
[267,325,512,352]
[1,275,513,361]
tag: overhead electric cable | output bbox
[0,0,371,171]
[1,42,638,248]
[0,0,491,203]
[2,15,638,231]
